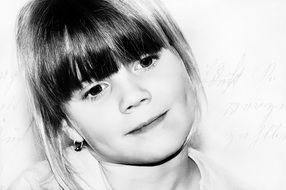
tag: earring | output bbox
[74,141,84,151]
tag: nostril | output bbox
[125,98,148,111]
[140,98,147,103]
[126,105,133,110]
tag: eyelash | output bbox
[80,52,161,101]
[134,53,160,71]
[82,82,109,101]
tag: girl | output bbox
[10,0,250,189]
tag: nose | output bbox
[116,69,152,114]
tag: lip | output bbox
[126,111,168,135]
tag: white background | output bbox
[1,0,286,189]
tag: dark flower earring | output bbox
[74,141,84,151]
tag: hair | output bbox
[16,0,204,188]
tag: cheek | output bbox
[178,66,196,109]
[71,111,126,159]
[161,66,194,107]
[167,67,197,127]
[67,104,120,145]
[152,66,196,135]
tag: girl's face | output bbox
[64,48,196,165]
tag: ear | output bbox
[62,120,84,142]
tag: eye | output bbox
[133,53,160,71]
[83,82,109,101]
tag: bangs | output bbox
[34,0,169,102]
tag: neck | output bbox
[99,147,201,190]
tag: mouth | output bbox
[126,111,168,135]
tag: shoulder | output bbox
[8,160,61,190]
[8,147,106,190]
[188,148,255,190]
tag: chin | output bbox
[125,137,187,166]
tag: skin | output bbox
[64,48,201,189]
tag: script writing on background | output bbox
[0,1,40,189]
[0,0,285,190]
[165,0,286,189]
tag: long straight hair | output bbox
[17,0,204,188]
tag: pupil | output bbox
[89,85,102,96]
[141,57,152,67]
